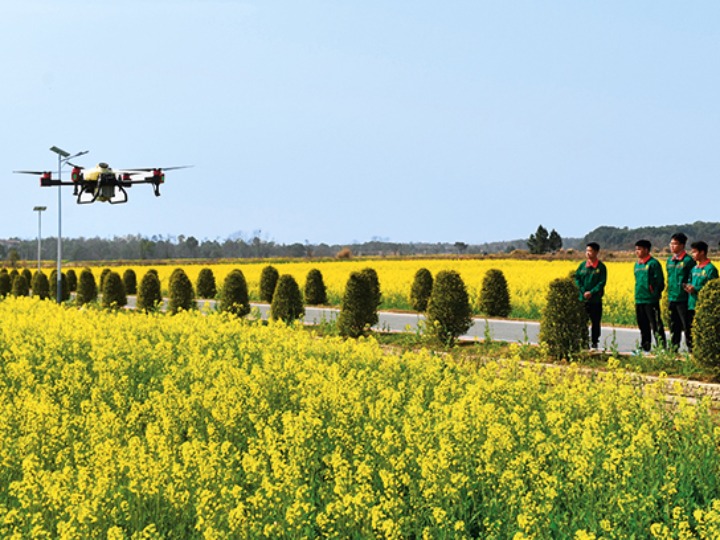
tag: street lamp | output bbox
[49,146,89,303]
[33,206,46,272]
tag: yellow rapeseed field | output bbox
[86,258,639,324]
[0,297,719,538]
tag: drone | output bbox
[14,162,191,204]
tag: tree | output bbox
[66,269,78,292]
[304,268,328,305]
[11,274,29,297]
[220,269,251,317]
[259,265,280,303]
[123,269,137,295]
[527,225,550,255]
[7,248,20,269]
[478,269,512,317]
[76,268,98,306]
[359,267,382,327]
[137,270,163,312]
[410,268,433,312]
[692,279,720,370]
[101,271,127,310]
[270,274,305,323]
[426,270,473,346]
[168,268,195,314]
[548,229,563,252]
[454,241,468,255]
[196,268,217,299]
[337,271,376,338]
[539,277,588,358]
[31,271,50,300]
[0,271,10,298]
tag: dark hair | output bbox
[586,242,600,252]
[691,241,709,254]
[635,239,652,250]
[671,232,688,245]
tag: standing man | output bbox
[684,241,719,350]
[666,233,695,351]
[634,239,667,352]
[575,242,607,349]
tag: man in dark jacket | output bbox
[634,239,667,352]
[574,242,607,349]
[666,232,694,351]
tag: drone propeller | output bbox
[13,170,49,175]
[120,165,193,173]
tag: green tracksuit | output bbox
[634,256,664,304]
[574,260,607,303]
[666,253,695,303]
[688,261,719,310]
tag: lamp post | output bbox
[32,206,46,272]
[49,146,89,303]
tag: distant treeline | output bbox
[584,221,720,251]
[0,234,575,263]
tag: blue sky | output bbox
[2,1,719,245]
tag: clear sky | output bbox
[2,1,719,246]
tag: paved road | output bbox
[127,297,651,354]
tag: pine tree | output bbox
[527,225,550,254]
[304,268,328,305]
[548,229,563,252]
[137,270,163,312]
[168,268,195,314]
[426,270,473,346]
[49,270,70,302]
[76,269,98,306]
[410,268,433,312]
[101,271,127,310]
[196,268,217,299]
[259,265,280,303]
[337,271,376,338]
[539,277,588,358]
[270,274,305,323]
[31,271,50,300]
[692,279,720,370]
[220,269,251,317]
[0,272,10,298]
[66,269,78,292]
[478,269,512,317]
[123,269,137,295]
[11,274,29,297]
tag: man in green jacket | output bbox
[634,239,667,352]
[666,232,695,351]
[574,242,607,349]
[684,241,719,351]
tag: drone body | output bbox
[15,162,191,204]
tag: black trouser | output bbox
[669,301,692,352]
[636,302,667,352]
[584,302,602,347]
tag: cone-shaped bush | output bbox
[76,268,98,306]
[539,277,588,359]
[49,270,70,302]
[692,279,720,370]
[9,269,18,288]
[304,268,328,305]
[410,268,433,312]
[99,268,111,291]
[271,274,305,323]
[168,268,195,314]
[196,268,217,299]
[426,270,473,346]
[360,267,382,315]
[101,271,127,310]
[478,268,512,317]
[21,268,32,288]
[31,271,50,300]
[220,269,251,317]
[338,271,376,338]
[66,269,77,292]
[123,269,137,295]
[259,265,280,303]
[11,274,29,297]
[0,272,10,298]
[137,270,163,312]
